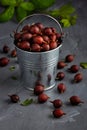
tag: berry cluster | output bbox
[56,54,83,83]
[14,22,62,52]
[0,45,17,67]
[0,41,84,119]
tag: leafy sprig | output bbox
[46,2,77,27]
[0,0,77,27]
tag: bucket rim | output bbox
[16,13,63,34]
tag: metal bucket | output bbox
[14,14,63,90]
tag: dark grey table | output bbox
[0,0,87,130]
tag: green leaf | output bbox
[58,2,76,16]
[60,19,71,27]
[0,0,17,6]
[20,2,35,11]
[30,0,55,10]
[9,66,15,71]
[21,98,33,106]
[15,6,27,22]
[0,6,15,22]
[46,2,77,27]
[16,0,24,4]
[47,9,60,17]
[70,15,77,25]
[80,62,87,69]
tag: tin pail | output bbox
[14,14,63,90]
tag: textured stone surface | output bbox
[0,0,87,130]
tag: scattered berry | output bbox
[74,73,83,83]
[0,57,9,67]
[50,99,62,108]
[65,54,75,62]
[57,83,66,93]
[3,45,10,53]
[53,109,66,118]
[57,61,67,69]
[56,72,65,80]
[68,65,79,73]
[11,49,17,57]
[38,93,49,103]
[70,95,84,105]
[8,94,20,103]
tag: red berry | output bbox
[56,33,61,39]
[38,93,49,103]
[34,84,44,95]
[33,35,43,45]
[17,41,30,51]
[42,43,50,51]
[51,27,57,33]
[3,45,10,53]
[15,22,62,52]
[35,22,44,30]
[22,33,32,41]
[43,35,50,43]
[68,65,79,73]
[50,41,57,50]
[56,72,65,80]
[11,49,17,57]
[65,54,75,62]
[57,61,67,69]
[70,95,84,105]
[31,43,41,52]
[74,73,83,83]
[44,27,53,35]
[57,83,66,93]
[22,25,30,32]
[53,109,66,118]
[29,25,40,34]
[14,32,21,40]
[8,94,20,103]
[0,57,9,67]
[50,99,62,108]
[50,34,56,42]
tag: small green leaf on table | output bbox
[21,98,33,106]
[80,62,87,69]
[9,66,15,71]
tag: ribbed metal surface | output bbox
[16,45,62,90]
[15,14,63,90]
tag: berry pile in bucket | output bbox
[14,22,62,52]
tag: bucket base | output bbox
[24,83,56,91]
